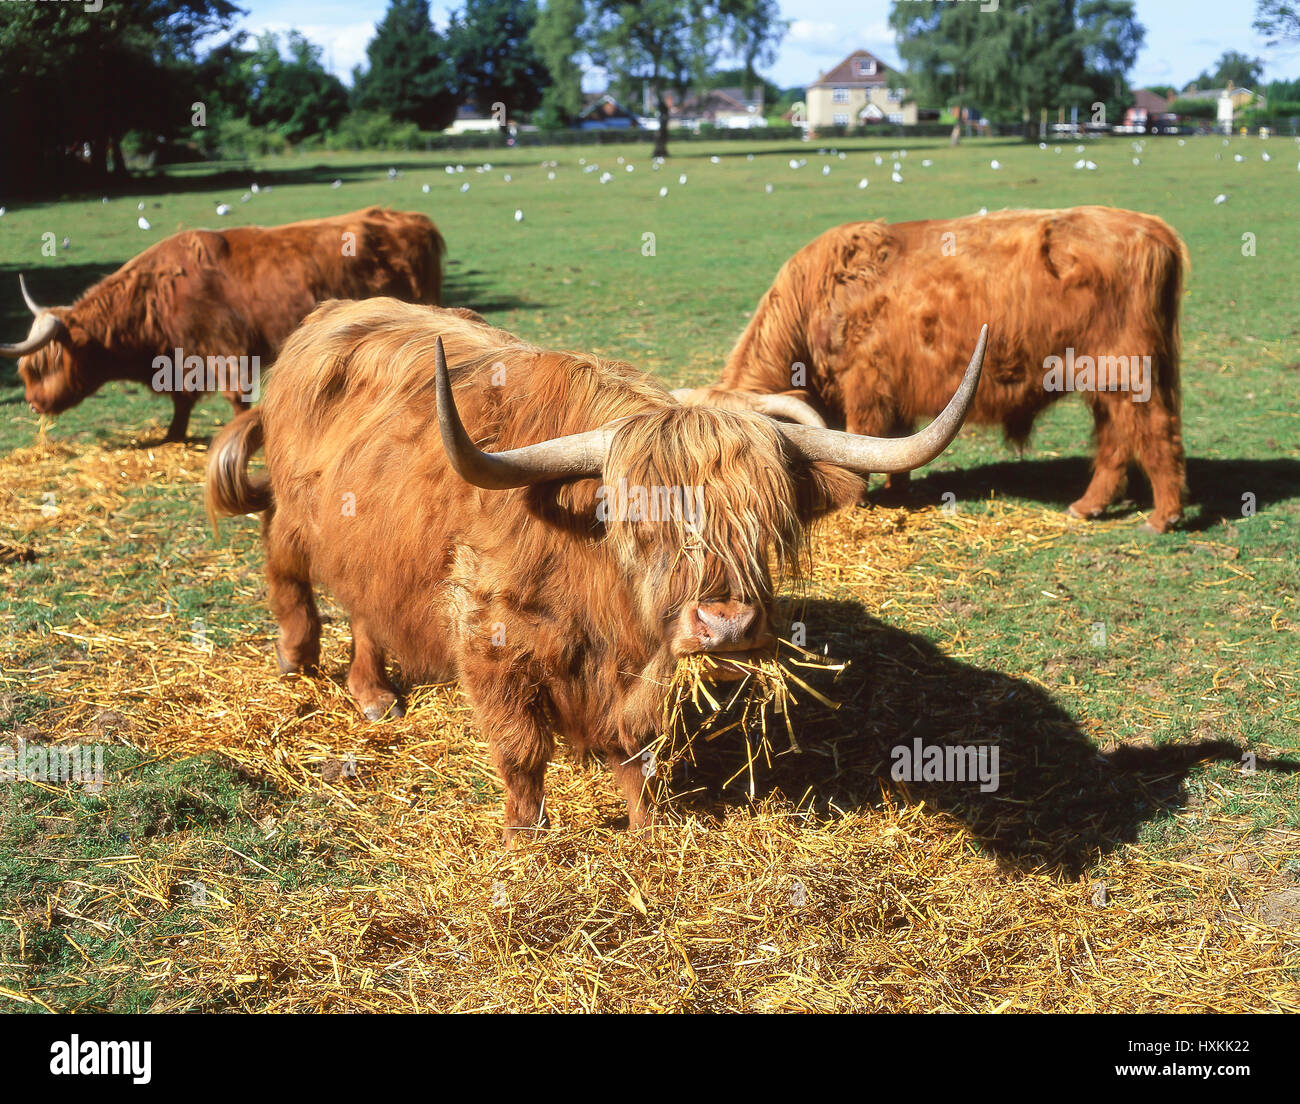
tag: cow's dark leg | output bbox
[165,393,198,442]
[845,391,910,506]
[347,620,403,721]
[605,750,653,831]
[1069,398,1129,521]
[225,391,251,422]
[265,516,321,675]
[485,722,553,846]
[1131,392,1186,534]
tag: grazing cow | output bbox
[678,207,1188,532]
[205,299,987,841]
[2,207,445,440]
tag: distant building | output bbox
[669,87,766,130]
[1124,88,1174,129]
[1175,82,1262,132]
[447,105,502,135]
[576,94,640,130]
[1178,83,1262,112]
[805,49,918,131]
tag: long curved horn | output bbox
[19,273,44,316]
[434,336,614,489]
[672,386,828,428]
[0,311,62,358]
[750,393,827,427]
[778,324,988,474]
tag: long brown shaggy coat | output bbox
[206,300,862,840]
[716,206,1188,531]
[15,207,445,439]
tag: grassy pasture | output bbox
[0,134,1297,1012]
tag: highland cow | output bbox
[678,207,1188,532]
[205,299,987,841]
[3,207,445,440]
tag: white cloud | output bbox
[788,21,844,55]
[243,20,378,81]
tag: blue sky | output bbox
[236,0,1300,91]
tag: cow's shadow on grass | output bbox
[899,456,1300,530]
[670,597,1298,878]
[443,265,541,315]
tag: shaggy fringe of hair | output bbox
[263,299,818,608]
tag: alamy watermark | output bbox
[152,348,260,403]
[891,737,1000,793]
[49,1035,150,1084]
[596,480,706,530]
[11,0,103,13]
[1042,348,1152,403]
[898,0,999,12]
[1,738,105,792]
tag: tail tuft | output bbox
[205,409,271,530]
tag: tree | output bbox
[1190,50,1265,90]
[353,0,460,130]
[583,0,785,157]
[0,0,242,193]
[531,0,586,127]
[1254,1,1300,44]
[724,0,786,98]
[447,0,550,129]
[889,0,1144,131]
[239,32,349,143]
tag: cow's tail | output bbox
[1150,221,1190,403]
[205,408,271,530]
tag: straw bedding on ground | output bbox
[1,432,1297,1012]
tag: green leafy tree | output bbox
[0,0,241,193]
[240,31,349,143]
[889,0,1144,130]
[531,0,586,127]
[1254,1,1300,44]
[583,0,785,157]
[447,0,550,129]
[1188,50,1265,91]
[723,0,786,98]
[353,0,460,130]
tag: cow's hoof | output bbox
[1066,502,1103,520]
[1140,518,1175,535]
[275,643,298,675]
[361,697,404,722]
[275,642,319,675]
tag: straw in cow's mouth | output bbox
[647,639,848,805]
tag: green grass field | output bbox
[1,134,1297,1012]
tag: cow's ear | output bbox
[792,461,865,523]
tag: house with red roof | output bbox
[804,49,917,132]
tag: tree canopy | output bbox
[1254,0,1300,44]
[352,0,461,131]
[0,0,242,192]
[581,0,786,155]
[1188,50,1266,91]
[889,0,1145,125]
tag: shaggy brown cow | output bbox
[679,207,1188,532]
[2,207,444,440]
[206,299,987,841]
